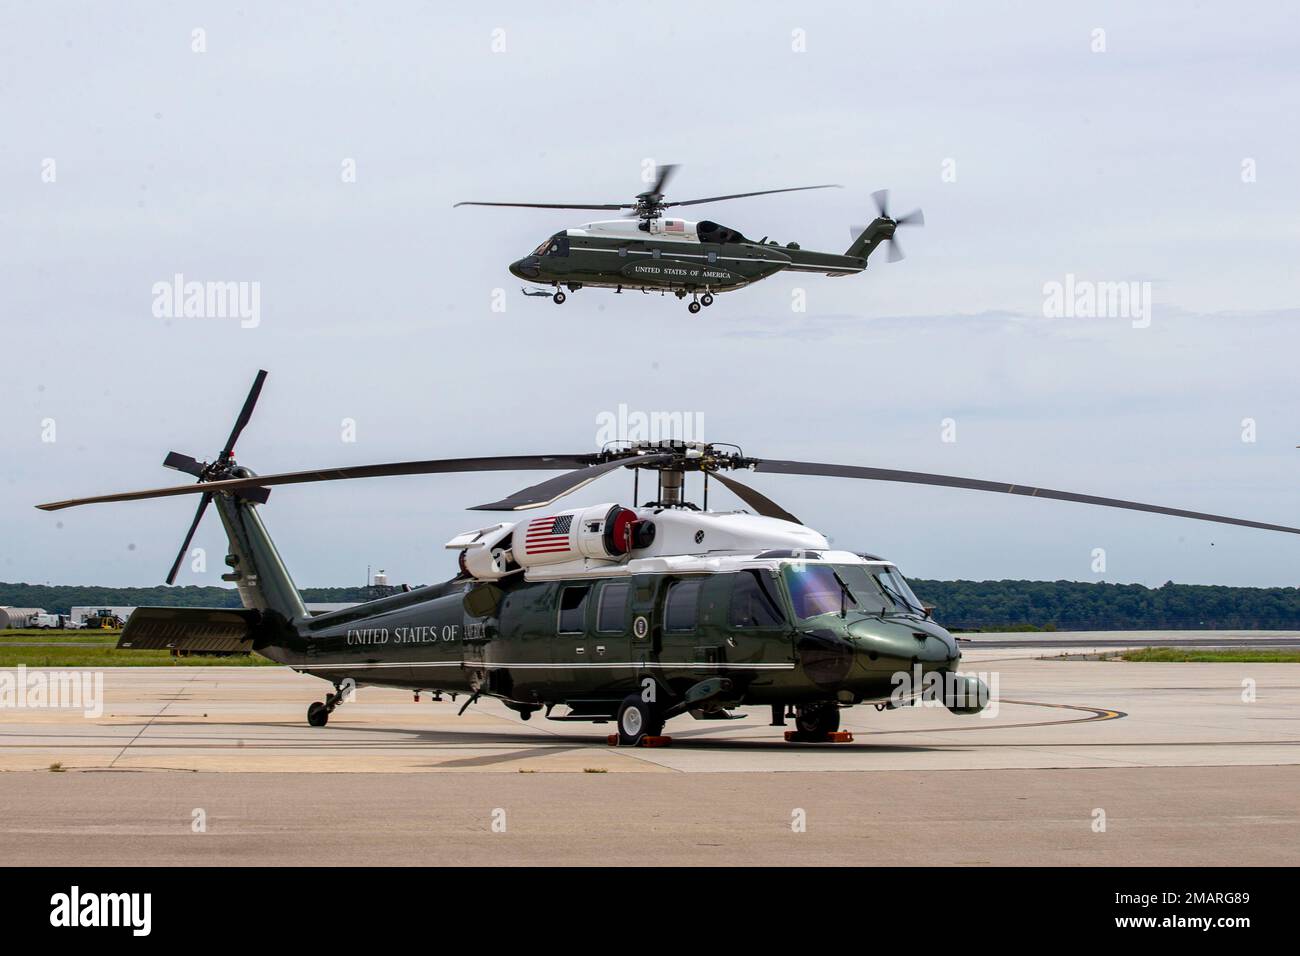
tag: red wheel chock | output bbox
[606,734,674,747]
[784,730,854,743]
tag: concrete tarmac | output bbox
[1,644,1297,864]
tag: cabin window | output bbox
[664,578,703,632]
[652,248,661,259]
[729,570,786,628]
[596,581,630,633]
[557,585,590,634]
[706,251,718,264]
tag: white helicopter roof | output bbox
[445,504,892,582]
[570,219,700,244]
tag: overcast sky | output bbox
[3,1,1299,590]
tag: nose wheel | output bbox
[794,702,841,737]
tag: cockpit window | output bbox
[729,570,786,628]
[870,565,926,616]
[532,234,569,257]
[782,563,924,620]
[783,565,845,619]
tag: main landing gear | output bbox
[676,287,717,314]
[615,693,665,746]
[552,290,566,305]
[687,291,714,314]
[307,684,349,727]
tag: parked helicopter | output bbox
[37,372,1300,745]
[455,165,923,312]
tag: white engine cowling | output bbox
[513,503,640,568]
[444,522,516,581]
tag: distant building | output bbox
[0,607,46,628]
[62,603,360,627]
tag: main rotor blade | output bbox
[221,370,268,459]
[165,493,211,585]
[647,163,678,198]
[35,454,600,512]
[708,470,801,524]
[470,454,675,511]
[871,189,891,219]
[753,460,1300,536]
[453,201,629,211]
[163,451,205,477]
[667,184,841,208]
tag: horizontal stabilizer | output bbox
[117,607,262,653]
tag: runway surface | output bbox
[1,640,1297,864]
[960,629,1300,650]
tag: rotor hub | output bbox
[597,440,754,474]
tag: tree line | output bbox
[0,583,373,615]
[909,579,1300,630]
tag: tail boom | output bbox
[845,217,897,260]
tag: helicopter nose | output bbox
[511,256,541,279]
[849,621,960,668]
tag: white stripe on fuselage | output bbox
[569,246,861,273]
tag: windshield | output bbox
[782,563,925,620]
[869,565,926,615]
[531,233,568,257]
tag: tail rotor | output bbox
[161,370,270,584]
[851,189,925,262]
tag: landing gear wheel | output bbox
[307,701,329,727]
[616,693,663,746]
[552,291,566,305]
[701,293,714,307]
[795,702,840,736]
[688,301,702,314]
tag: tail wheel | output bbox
[616,693,663,746]
[795,702,840,736]
[307,701,329,727]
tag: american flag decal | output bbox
[524,513,574,554]
[666,220,684,233]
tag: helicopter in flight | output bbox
[455,164,923,312]
[38,371,1300,745]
